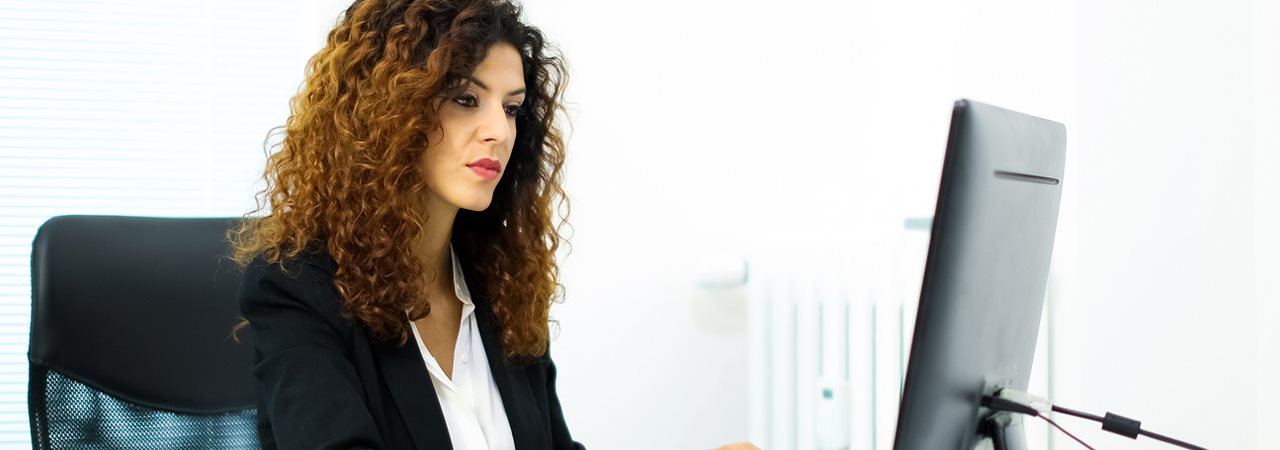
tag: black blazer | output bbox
[238,246,585,450]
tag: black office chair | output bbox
[28,215,259,449]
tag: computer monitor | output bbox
[893,99,1066,450]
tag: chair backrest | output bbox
[28,215,259,449]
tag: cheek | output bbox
[422,147,454,182]
[422,123,459,173]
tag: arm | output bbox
[240,258,384,450]
[544,351,586,450]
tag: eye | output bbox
[453,95,478,108]
[504,104,523,118]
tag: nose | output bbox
[476,104,514,144]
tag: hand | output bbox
[711,443,761,450]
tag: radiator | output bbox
[745,249,921,450]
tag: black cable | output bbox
[1050,404,1103,423]
[1038,414,1095,450]
[985,394,1211,450]
[1141,428,1209,450]
[1051,405,1209,450]
[983,395,1097,450]
[982,395,1039,417]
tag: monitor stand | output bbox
[973,411,1028,450]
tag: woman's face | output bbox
[421,41,526,213]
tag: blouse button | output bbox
[461,353,470,364]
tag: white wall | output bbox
[1252,2,1280,447]
[1053,1,1274,449]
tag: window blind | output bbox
[0,1,336,445]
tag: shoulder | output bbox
[238,247,347,327]
[242,242,337,281]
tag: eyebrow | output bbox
[467,77,526,97]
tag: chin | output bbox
[439,187,495,212]
[456,197,494,212]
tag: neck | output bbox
[414,192,460,297]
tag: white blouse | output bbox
[408,245,515,450]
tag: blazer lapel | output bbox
[372,339,453,450]
[461,261,549,449]
[306,244,452,449]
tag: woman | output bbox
[233,0,758,449]
[232,0,576,448]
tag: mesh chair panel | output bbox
[37,370,259,450]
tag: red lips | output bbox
[467,158,501,172]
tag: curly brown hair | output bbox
[230,0,569,361]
